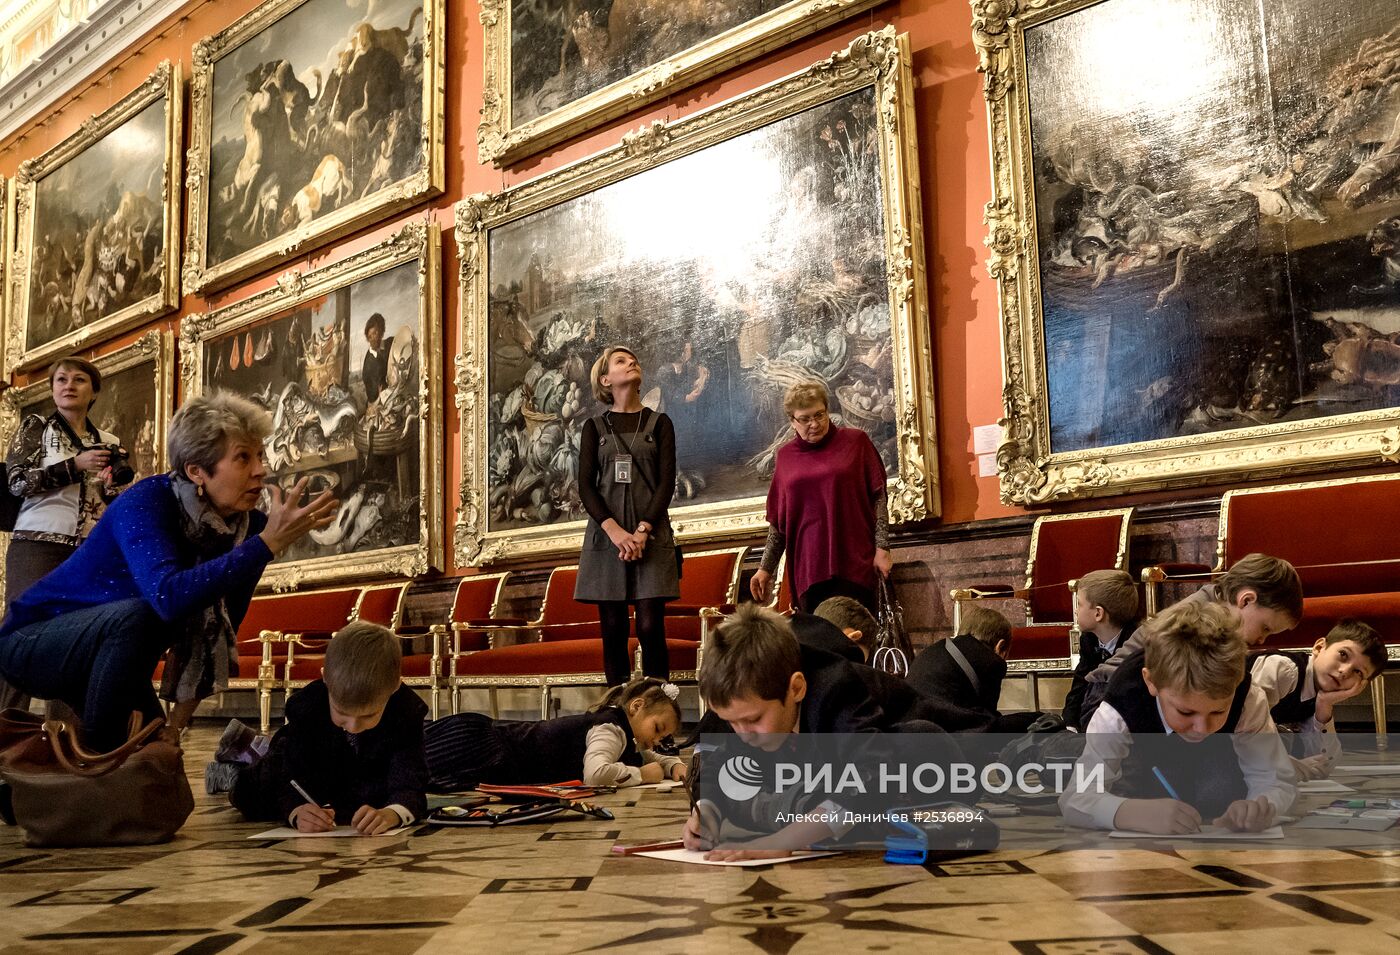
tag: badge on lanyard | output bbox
[614,455,633,484]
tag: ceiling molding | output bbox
[0,0,186,145]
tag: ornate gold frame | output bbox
[973,0,1400,505]
[6,61,181,376]
[180,221,444,589]
[457,28,936,565]
[478,0,880,166]
[182,0,445,295]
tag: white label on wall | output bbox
[973,424,1003,455]
[977,453,998,477]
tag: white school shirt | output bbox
[1249,655,1342,761]
[1059,684,1298,830]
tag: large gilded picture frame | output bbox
[183,0,445,295]
[478,0,881,166]
[181,221,443,590]
[0,329,174,607]
[457,28,935,565]
[6,61,181,376]
[977,0,1400,505]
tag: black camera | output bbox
[88,443,135,486]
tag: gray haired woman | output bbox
[0,391,337,749]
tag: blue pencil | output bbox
[1152,766,1182,801]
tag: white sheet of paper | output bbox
[1296,779,1356,793]
[250,825,412,839]
[633,781,684,791]
[1333,765,1400,776]
[972,423,1003,454]
[636,848,838,867]
[1109,825,1284,840]
[976,453,997,477]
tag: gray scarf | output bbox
[158,474,251,704]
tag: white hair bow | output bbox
[661,682,680,701]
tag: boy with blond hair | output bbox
[1060,600,1296,834]
[1063,569,1139,729]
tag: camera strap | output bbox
[49,412,99,450]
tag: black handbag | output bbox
[0,463,21,532]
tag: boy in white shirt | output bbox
[1250,619,1385,780]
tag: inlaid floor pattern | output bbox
[3,721,1400,954]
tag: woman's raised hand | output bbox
[259,477,339,556]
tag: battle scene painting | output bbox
[11,63,180,373]
[484,86,900,532]
[205,0,427,269]
[199,260,423,566]
[508,0,790,125]
[1029,0,1400,454]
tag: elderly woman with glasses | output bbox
[750,382,891,614]
[0,391,337,749]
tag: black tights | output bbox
[597,597,670,688]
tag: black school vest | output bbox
[1257,650,1315,725]
[1102,649,1251,816]
[500,707,640,780]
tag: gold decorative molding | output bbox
[5,61,181,376]
[478,0,880,167]
[181,221,444,590]
[456,28,938,565]
[182,0,445,296]
[973,0,1400,504]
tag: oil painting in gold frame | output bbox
[457,28,936,565]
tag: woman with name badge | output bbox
[574,346,679,688]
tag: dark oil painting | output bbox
[510,0,788,125]
[207,0,425,267]
[23,361,162,483]
[1028,0,1400,453]
[487,86,897,531]
[26,99,168,352]
[201,261,423,563]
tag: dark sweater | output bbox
[578,409,676,529]
[907,634,1007,723]
[231,680,429,824]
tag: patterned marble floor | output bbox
[3,722,1400,955]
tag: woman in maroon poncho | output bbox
[750,382,891,613]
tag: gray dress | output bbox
[574,410,679,603]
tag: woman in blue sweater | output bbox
[0,392,337,749]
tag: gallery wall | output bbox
[0,0,1022,580]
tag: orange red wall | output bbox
[0,0,1018,578]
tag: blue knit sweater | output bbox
[2,473,272,635]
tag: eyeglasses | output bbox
[790,410,827,426]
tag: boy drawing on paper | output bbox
[1060,600,1296,835]
[216,621,428,834]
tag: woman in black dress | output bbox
[573,346,679,687]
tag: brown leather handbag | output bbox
[0,709,195,847]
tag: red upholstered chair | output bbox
[658,546,748,682]
[430,572,520,712]
[451,565,635,718]
[224,587,362,733]
[1146,474,1400,744]
[281,582,451,716]
[949,508,1135,710]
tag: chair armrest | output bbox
[1141,562,1213,584]
[454,617,529,628]
[949,584,1022,601]
[661,603,717,617]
